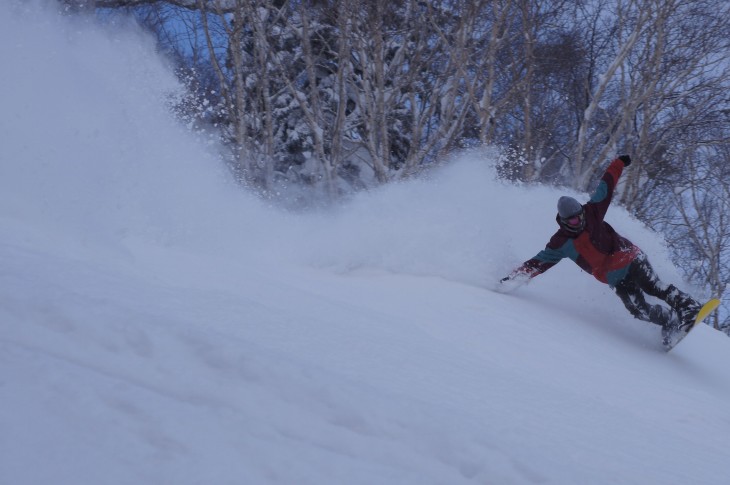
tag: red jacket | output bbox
[515,159,640,287]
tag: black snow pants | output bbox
[613,252,697,328]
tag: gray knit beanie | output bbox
[557,196,582,218]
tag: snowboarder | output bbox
[499,155,701,341]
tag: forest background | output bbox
[62,0,729,331]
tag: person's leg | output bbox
[626,253,700,327]
[614,276,674,327]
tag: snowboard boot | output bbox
[676,299,702,332]
[665,285,702,331]
[662,310,694,348]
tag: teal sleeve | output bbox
[535,246,567,264]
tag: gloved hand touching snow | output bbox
[496,272,530,293]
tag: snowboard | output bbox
[663,298,721,351]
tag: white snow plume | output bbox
[298,148,684,293]
[0,0,277,259]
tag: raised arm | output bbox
[588,155,631,222]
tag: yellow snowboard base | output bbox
[664,298,720,351]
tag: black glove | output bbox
[500,276,511,283]
[618,155,631,167]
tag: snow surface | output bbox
[2,3,730,484]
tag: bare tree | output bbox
[571,0,649,188]
[388,0,473,177]
[467,0,518,146]
[618,0,730,207]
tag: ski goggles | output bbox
[562,211,585,228]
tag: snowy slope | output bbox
[2,3,730,484]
